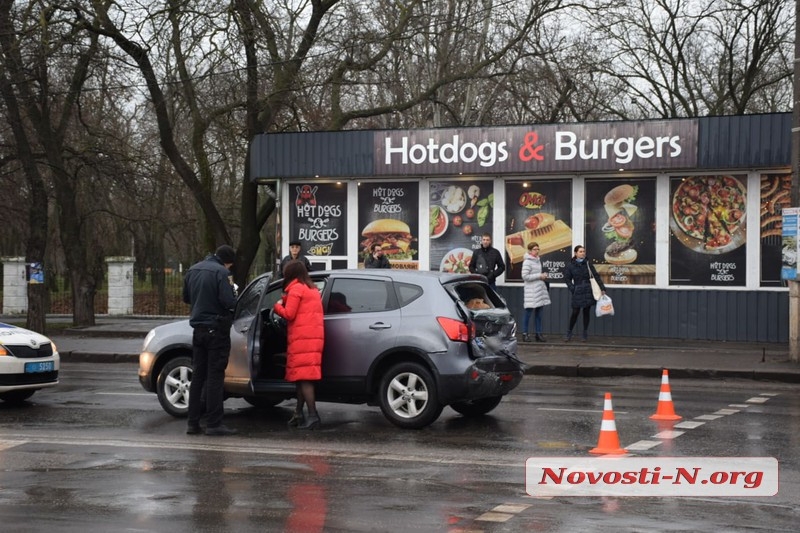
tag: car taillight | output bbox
[437,317,473,342]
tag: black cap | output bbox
[289,240,301,247]
[215,245,236,264]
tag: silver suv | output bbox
[139,270,522,429]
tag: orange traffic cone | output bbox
[589,393,627,455]
[650,369,682,421]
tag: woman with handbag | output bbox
[563,245,606,342]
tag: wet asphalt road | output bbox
[0,364,798,532]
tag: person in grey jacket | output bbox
[182,245,238,436]
[521,242,550,342]
[563,245,606,342]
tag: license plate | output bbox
[25,361,54,373]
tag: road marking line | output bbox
[695,414,722,420]
[674,421,705,429]
[538,408,628,414]
[95,392,151,396]
[652,430,684,439]
[492,504,530,514]
[0,440,26,451]
[626,440,661,451]
[759,393,779,397]
[729,404,750,408]
[713,409,740,415]
[475,512,513,523]
[746,397,769,403]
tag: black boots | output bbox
[522,333,530,342]
[535,334,546,343]
[298,413,321,430]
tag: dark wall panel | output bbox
[698,114,790,169]
[497,286,788,343]
[250,131,374,178]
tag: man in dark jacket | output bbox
[469,233,505,288]
[182,244,238,436]
[278,240,312,278]
[364,243,391,268]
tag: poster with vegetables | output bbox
[668,175,747,286]
[504,180,572,282]
[429,180,493,272]
[585,178,656,285]
[357,182,419,268]
[760,173,791,286]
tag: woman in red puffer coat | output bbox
[273,260,324,429]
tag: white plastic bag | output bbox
[596,294,614,317]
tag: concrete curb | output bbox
[524,364,800,382]
[60,351,139,363]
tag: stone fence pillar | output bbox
[1,257,28,314]
[106,256,135,315]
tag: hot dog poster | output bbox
[429,180,493,272]
[357,182,419,268]
[585,178,656,285]
[760,173,791,286]
[504,180,572,282]
[668,175,747,286]
[290,183,347,256]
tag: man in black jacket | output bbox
[182,244,238,436]
[278,240,312,278]
[364,243,391,269]
[469,233,505,288]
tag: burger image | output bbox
[360,219,416,260]
[602,184,639,263]
[604,241,638,265]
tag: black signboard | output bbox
[504,180,572,282]
[429,180,493,272]
[288,183,347,257]
[585,178,656,285]
[668,175,747,286]
[357,182,419,268]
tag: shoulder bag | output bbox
[588,265,603,301]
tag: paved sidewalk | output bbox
[13,316,800,382]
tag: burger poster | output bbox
[585,178,656,285]
[289,183,347,256]
[357,182,419,268]
[668,175,747,286]
[504,180,572,282]
[429,180,493,272]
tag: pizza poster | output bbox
[760,173,791,286]
[429,180,493,272]
[585,178,656,286]
[504,180,572,282]
[289,183,347,257]
[357,182,419,268]
[668,175,747,286]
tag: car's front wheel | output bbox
[379,362,443,429]
[156,356,192,417]
[0,389,36,405]
[450,395,503,417]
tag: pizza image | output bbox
[672,176,746,251]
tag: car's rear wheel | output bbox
[379,362,443,429]
[0,389,36,404]
[157,356,192,418]
[450,395,503,417]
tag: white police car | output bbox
[0,322,59,404]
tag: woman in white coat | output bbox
[521,242,550,342]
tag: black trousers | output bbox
[188,327,231,428]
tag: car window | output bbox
[454,282,499,310]
[260,278,327,314]
[394,282,423,307]
[327,278,394,313]
[234,277,268,320]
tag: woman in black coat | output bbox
[563,245,606,342]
